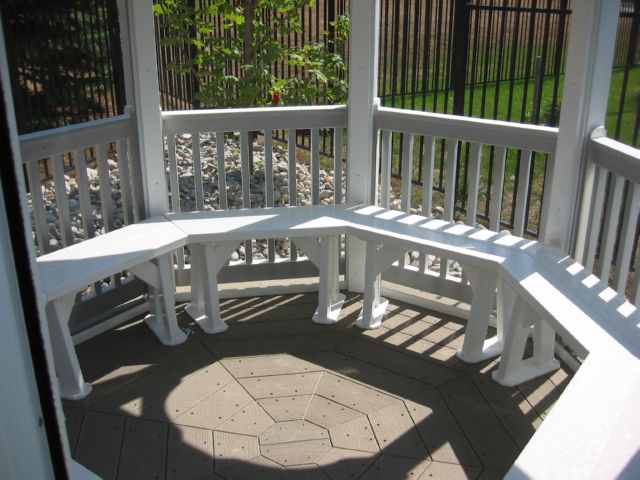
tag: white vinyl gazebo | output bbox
[0,1,638,479]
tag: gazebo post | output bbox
[540,0,620,253]
[118,0,168,218]
[346,0,380,292]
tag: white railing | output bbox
[575,128,640,306]
[374,105,559,301]
[161,105,348,284]
[19,110,141,254]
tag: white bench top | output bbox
[37,216,187,302]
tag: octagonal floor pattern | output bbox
[64,292,572,479]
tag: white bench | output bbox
[37,216,189,399]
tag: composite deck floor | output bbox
[64,292,572,480]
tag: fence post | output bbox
[451,0,470,117]
[346,0,380,292]
[539,0,620,252]
[119,0,168,218]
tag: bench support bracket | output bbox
[492,281,560,386]
[186,242,237,334]
[131,254,188,346]
[457,264,503,363]
[357,241,404,329]
[46,293,93,400]
[296,236,345,324]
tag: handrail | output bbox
[19,113,132,163]
[162,104,348,135]
[589,135,640,184]
[375,105,558,153]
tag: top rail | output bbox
[162,105,348,135]
[589,135,640,184]
[19,114,132,163]
[375,105,558,153]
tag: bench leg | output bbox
[297,236,345,325]
[492,283,560,386]
[356,242,402,329]
[185,242,237,334]
[457,264,502,363]
[47,293,92,400]
[141,254,188,346]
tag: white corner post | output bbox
[121,0,168,217]
[346,0,380,292]
[539,0,620,252]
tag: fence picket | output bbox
[334,127,343,205]
[513,149,533,236]
[116,139,134,225]
[192,132,204,211]
[96,143,114,233]
[443,139,459,222]
[216,131,228,210]
[599,173,625,281]
[465,142,483,227]
[52,154,74,247]
[613,182,640,293]
[490,146,507,231]
[584,166,608,272]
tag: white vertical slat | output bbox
[192,132,204,211]
[490,146,507,231]
[632,245,640,306]
[599,173,625,281]
[513,150,533,236]
[288,129,298,261]
[574,159,597,262]
[584,166,608,271]
[265,130,275,262]
[311,128,320,205]
[26,160,50,254]
[465,142,483,227]
[116,139,134,225]
[400,133,414,212]
[216,131,228,210]
[167,134,180,213]
[52,155,73,247]
[419,136,436,273]
[379,130,392,208]
[613,182,640,294]
[96,144,114,233]
[74,150,95,239]
[240,131,253,263]
[333,128,343,205]
[443,139,459,221]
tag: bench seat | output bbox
[37,216,189,399]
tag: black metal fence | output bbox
[1,0,125,135]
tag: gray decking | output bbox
[63,292,572,479]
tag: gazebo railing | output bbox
[374,105,559,303]
[161,105,348,287]
[575,129,640,306]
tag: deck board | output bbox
[66,293,570,479]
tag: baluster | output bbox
[333,127,343,205]
[74,149,95,239]
[311,127,320,205]
[192,131,204,211]
[490,146,507,231]
[400,133,413,267]
[288,129,298,261]
[379,130,392,208]
[216,131,228,210]
[465,142,483,227]
[166,134,184,269]
[443,139,459,221]
[96,144,114,233]
[598,173,625,281]
[584,166,608,271]
[513,150,532,236]
[240,131,253,264]
[26,160,50,254]
[52,154,73,247]
[265,130,276,262]
[116,139,134,225]
[419,136,435,273]
[613,182,639,294]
